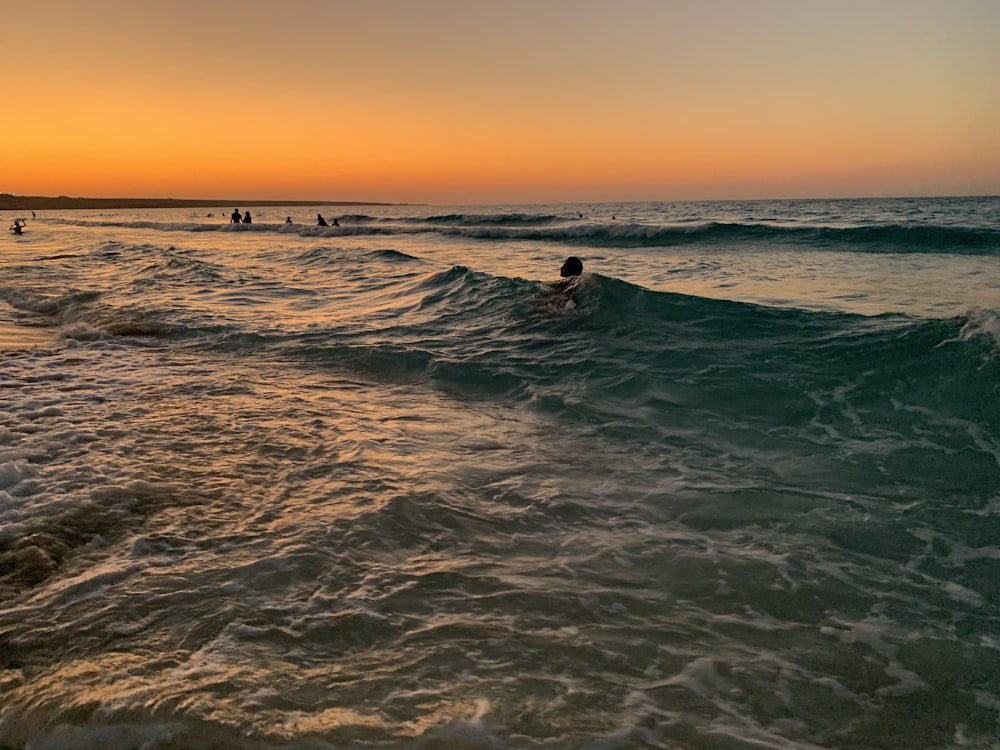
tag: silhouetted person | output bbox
[243,211,252,224]
[549,255,584,304]
[285,216,292,224]
[317,214,329,227]
[31,211,36,219]
[560,256,583,279]
[231,209,242,224]
[332,217,340,227]
[9,219,24,235]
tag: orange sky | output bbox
[3,0,998,204]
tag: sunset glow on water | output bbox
[1,199,998,747]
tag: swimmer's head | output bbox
[560,256,583,277]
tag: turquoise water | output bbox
[1,198,998,749]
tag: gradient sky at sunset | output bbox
[4,0,998,204]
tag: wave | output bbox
[49,216,1000,254]
[0,287,102,317]
[411,212,564,225]
[184,266,997,446]
[296,247,422,266]
[317,212,564,225]
[0,279,233,344]
[440,221,1000,253]
[14,232,996,440]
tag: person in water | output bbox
[549,256,584,304]
[317,214,329,227]
[243,211,252,224]
[285,216,292,224]
[231,209,242,224]
[332,217,340,227]
[560,256,583,279]
[9,219,24,235]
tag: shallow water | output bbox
[1,198,999,749]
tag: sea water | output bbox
[0,197,998,749]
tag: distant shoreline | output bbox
[0,195,404,211]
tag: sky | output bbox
[3,0,999,204]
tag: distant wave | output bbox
[51,218,440,238]
[412,212,564,225]
[336,212,564,225]
[443,221,1000,253]
[49,216,1000,254]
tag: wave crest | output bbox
[49,216,1000,254]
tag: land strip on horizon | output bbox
[0,195,403,211]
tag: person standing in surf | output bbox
[231,209,242,224]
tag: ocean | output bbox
[1,197,998,749]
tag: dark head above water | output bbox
[560,256,583,277]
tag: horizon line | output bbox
[1,193,997,211]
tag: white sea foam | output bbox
[958,306,1000,348]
